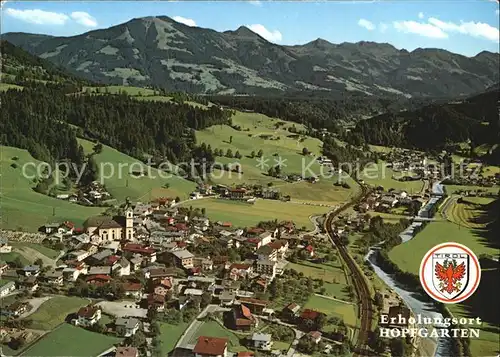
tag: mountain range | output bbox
[3,15,499,98]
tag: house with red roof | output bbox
[76,305,101,327]
[147,294,165,312]
[304,245,315,257]
[122,244,157,262]
[299,309,324,330]
[86,274,111,286]
[228,263,253,281]
[230,304,256,331]
[280,221,296,234]
[236,352,254,357]
[306,331,322,344]
[238,297,269,314]
[153,278,172,297]
[122,282,143,299]
[193,336,228,357]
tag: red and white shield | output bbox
[432,252,469,301]
[420,242,481,304]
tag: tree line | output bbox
[1,85,232,166]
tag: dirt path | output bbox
[19,296,53,319]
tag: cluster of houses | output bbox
[179,300,339,357]
[356,188,421,214]
[56,181,112,205]
[452,160,499,187]
[0,196,327,355]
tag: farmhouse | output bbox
[5,301,30,317]
[43,270,64,285]
[0,237,12,253]
[251,333,273,351]
[238,297,269,314]
[282,303,301,320]
[230,304,256,331]
[76,305,101,327]
[193,336,228,357]
[115,316,140,337]
[115,347,139,357]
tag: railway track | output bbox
[324,184,374,357]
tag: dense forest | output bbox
[209,95,432,132]
[1,40,92,87]
[1,86,232,165]
[347,89,500,160]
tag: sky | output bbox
[1,0,499,57]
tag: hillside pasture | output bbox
[304,295,358,327]
[77,138,196,203]
[1,146,104,232]
[28,296,90,330]
[21,323,120,357]
[446,197,496,229]
[179,198,327,229]
[359,161,424,193]
[196,110,359,203]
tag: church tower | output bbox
[125,207,134,240]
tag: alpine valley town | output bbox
[1,2,499,357]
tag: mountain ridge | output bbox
[3,15,499,97]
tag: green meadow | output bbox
[1,146,104,232]
[78,138,196,203]
[180,198,327,229]
[21,324,120,357]
[196,110,359,203]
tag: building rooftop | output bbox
[251,333,271,342]
[77,305,100,318]
[172,249,194,259]
[193,336,228,356]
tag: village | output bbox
[1,145,498,357]
[0,191,356,357]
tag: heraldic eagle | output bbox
[435,260,466,294]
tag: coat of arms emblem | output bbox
[420,243,480,304]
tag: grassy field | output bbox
[11,243,60,259]
[159,322,189,354]
[286,261,347,284]
[359,161,424,193]
[388,220,498,274]
[21,323,120,357]
[78,138,196,203]
[447,259,500,357]
[446,197,496,229]
[319,282,352,301]
[0,251,29,266]
[196,110,359,203]
[180,198,328,229]
[389,198,499,357]
[190,320,248,353]
[1,146,104,232]
[84,85,156,96]
[304,295,358,327]
[444,184,499,195]
[28,296,90,330]
[368,212,409,224]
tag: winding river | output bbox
[366,248,452,356]
[364,180,453,356]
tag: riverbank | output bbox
[366,249,447,357]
